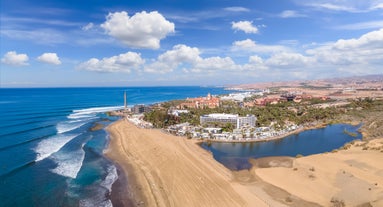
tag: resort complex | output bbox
[200,113,256,129]
[4,0,383,205]
[110,77,383,207]
[123,78,383,143]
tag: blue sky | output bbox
[1,0,383,87]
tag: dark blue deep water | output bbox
[0,86,230,207]
[200,124,362,170]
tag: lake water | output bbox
[200,124,362,170]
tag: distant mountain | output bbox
[231,74,383,90]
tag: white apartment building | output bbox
[200,113,256,129]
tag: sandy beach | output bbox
[106,119,383,207]
[105,119,268,207]
[254,139,383,206]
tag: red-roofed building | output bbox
[179,93,220,109]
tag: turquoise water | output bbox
[0,86,230,207]
[200,124,362,170]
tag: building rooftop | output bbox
[201,113,238,119]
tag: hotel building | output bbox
[200,113,256,129]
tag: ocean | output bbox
[0,86,231,207]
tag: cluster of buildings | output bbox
[127,114,153,128]
[165,116,300,142]
[131,104,151,114]
[243,94,330,107]
[200,113,256,129]
[220,91,262,102]
[121,90,316,142]
[178,93,220,109]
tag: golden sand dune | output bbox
[106,119,383,207]
[255,139,383,206]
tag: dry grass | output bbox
[330,197,345,207]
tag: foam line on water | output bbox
[101,165,118,192]
[34,134,79,162]
[79,198,112,207]
[50,145,85,179]
[68,106,123,119]
[56,119,95,134]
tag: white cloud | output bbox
[78,28,383,80]
[279,10,305,18]
[1,51,29,66]
[265,52,313,67]
[78,52,144,73]
[1,29,65,45]
[243,55,268,71]
[37,53,62,65]
[144,44,238,73]
[82,23,94,31]
[234,28,383,77]
[192,56,238,72]
[231,21,259,34]
[305,28,383,68]
[145,44,201,73]
[248,55,264,65]
[298,0,383,13]
[334,28,383,49]
[232,39,289,54]
[371,3,383,10]
[224,7,250,12]
[336,20,383,30]
[101,11,175,49]
[312,3,355,12]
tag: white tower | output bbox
[124,91,127,112]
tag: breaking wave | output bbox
[56,118,95,134]
[34,134,79,162]
[68,106,123,120]
[101,165,118,192]
[50,145,85,179]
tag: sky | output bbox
[1,0,383,87]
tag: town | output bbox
[118,76,383,142]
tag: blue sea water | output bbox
[200,124,362,170]
[0,86,230,207]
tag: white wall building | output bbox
[200,113,256,129]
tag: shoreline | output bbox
[105,119,269,207]
[110,163,135,207]
[105,118,383,207]
[104,119,150,207]
[201,126,306,143]
[187,122,336,144]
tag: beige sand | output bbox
[105,119,268,207]
[255,139,383,206]
[106,119,383,207]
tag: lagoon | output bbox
[200,124,362,170]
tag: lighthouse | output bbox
[124,91,127,112]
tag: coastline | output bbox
[105,118,383,207]
[202,126,306,143]
[105,120,150,206]
[193,123,330,144]
[105,119,269,207]
[110,163,135,207]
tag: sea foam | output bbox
[56,121,86,134]
[79,198,113,207]
[101,165,118,192]
[35,134,79,162]
[50,145,85,179]
[68,106,123,120]
[78,166,117,207]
